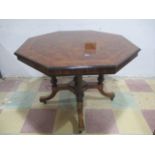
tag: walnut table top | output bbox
[15,31,140,76]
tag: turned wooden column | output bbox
[98,74,104,85]
[51,76,57,87]
[97,74,115,100]
[40,76,58,104]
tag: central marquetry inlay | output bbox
[84,42,96,56]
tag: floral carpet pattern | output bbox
[0,76,155,134]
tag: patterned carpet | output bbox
[0,76,155,134]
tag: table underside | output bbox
[39,74,115,133]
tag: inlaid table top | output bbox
[15,31,140,76]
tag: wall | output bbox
[0,19,155,77]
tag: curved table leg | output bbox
[98,84,115,100]
[74,75,84,133]
[40,87,58,104]
[40,76,58,104]
[77,101,84,133]
[97,74,115,100]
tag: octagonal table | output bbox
[15,31,140,133]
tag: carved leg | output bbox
[97,74,115,100]
[40,76,58,104]
[74,75,84,133]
